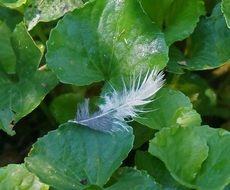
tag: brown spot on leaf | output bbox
[80,178,87,185]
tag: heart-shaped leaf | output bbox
[25,123,134,190]
[46,0,168,86]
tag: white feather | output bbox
[68,69,164,133]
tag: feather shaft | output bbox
[69,68,164,133]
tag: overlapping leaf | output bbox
[0,0,26,8]
[24,0,84,30]
[0,23,58,135]
[49,92,84,123]
[136,88,201,130]
[25,123,134,190]
[149,126,230,190]
[0,7,22,30]
[139,0,205,45]
[135,151,189,190]
[222,0,230,28]
[185,4,230,70]
[132,122,155,149]
[166,3,230,71]
[105,167,161,190]
[166,46,185,74]
[0,21,16,73]
[46,0,168,86]
[0,7,22,73]
[0,164,49,189]
[168,73,217,116]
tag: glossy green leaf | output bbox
[222,0,230,28]
[165,3,230,71]
[136,88,201,130]
[0,21,16,73]
[105,167,161,190]
[149,126,230,190]
[25,0,84,30]
[49,93,84,123]
[139,0,205,45]
[185,4,230,70]
[25,123,134,190]
[0,23,58,135]
[149,126,209,188]
[0,164,49,189]
[0,0,26,8]
[46,0,168,86]
[135,151,188,190]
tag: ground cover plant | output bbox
[0,0,230,189]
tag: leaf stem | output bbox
[38,64,48,71]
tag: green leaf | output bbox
[24,0,84,30]
[222,0,230,28]
[105,167,162,190]
[11,23,58,118]
[149,126,209,188]
[0,23,58,135]
[0,164,49,189]
[46,0,168,86]
[139,0,205,45]
[25,123,134,190]
[49,93,84,123]
[0,7,22,74]
[149,126,230,190]
[85,186,104,190]
[164,3,230,71]
[0,6,22,30]
[132,122,155,149]
[168,73,217,116]
[0,0,26,9]
[185,3,230,70]
[0,108,14,135]
[135,151,189,190]
[194,128,230,190]
[166,46,185,74]
[0,21,16,73]
[171,107,201,128]
[215,73,230,119]
[136,88,201,130]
